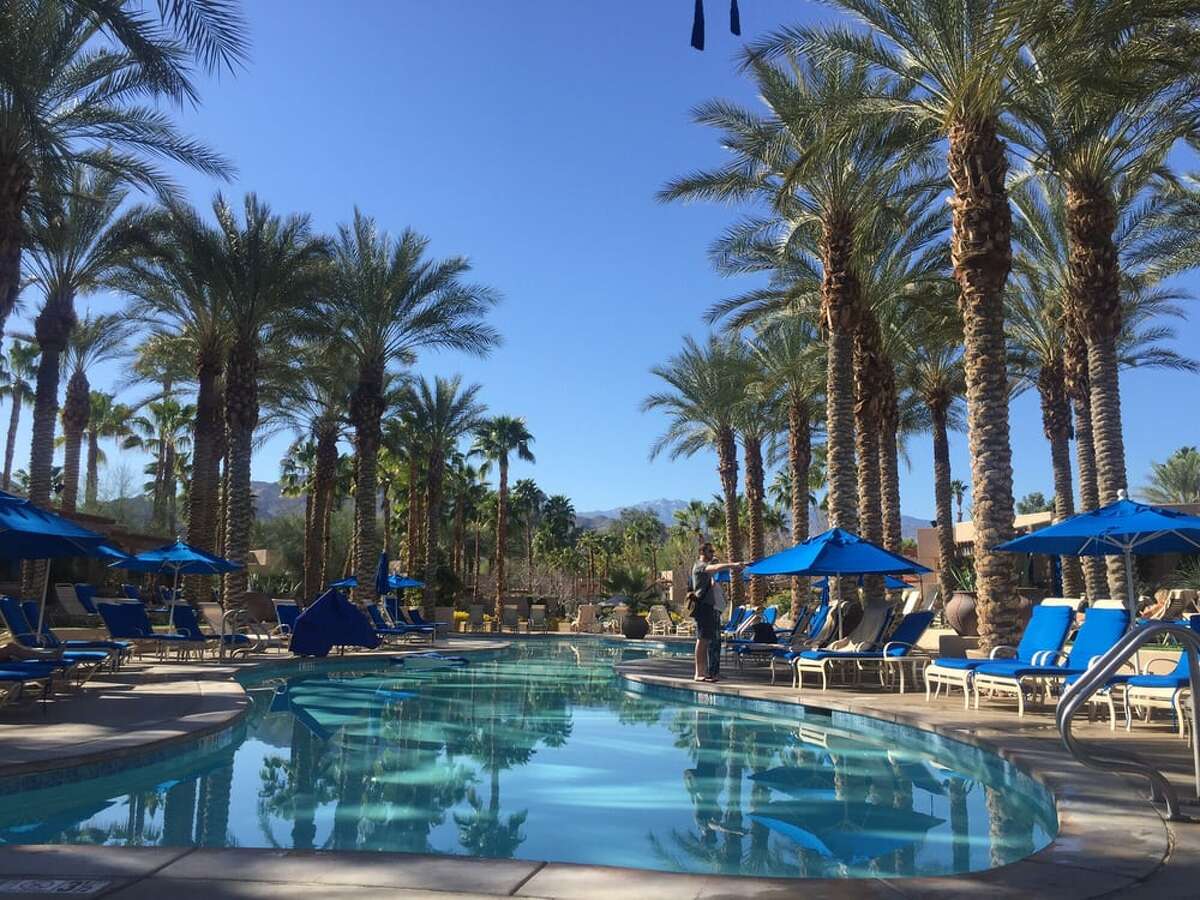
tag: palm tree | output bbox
[672,500,710,542]
[83,392,132,511]
[0,339,38,490]
[0,1,231,338]
[124,397,194,535]
[1142,448,1200,505]
[21,167,143,526]
[643,335,749,606]
[1015,5,1196,600]
[758,1,1038,646]
[949,480,968,524]
[206,194,327,610]
[320,212,499,605]
[733,357,778,606]
[662,52,936,607]
[405,375,485,613]
[510,478,545,593]
[59,312,136,512]
[471,416,535,619]
[116,199,231,584]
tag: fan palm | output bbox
[320,211,499,605]
[471,416,535,619]
[123,397,195,535]
[0,339,38,490]
[510,478,544,593]
[83,391,132,511]
[404,375,486,612]
[59,312,136,511]
[643,335,750,605]
[662,52,937,595]
[754,0,1040,647]
[0,1,231,337]
[206,194,327,610]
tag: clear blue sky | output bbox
[10,1,1199,519]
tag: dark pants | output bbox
[707,629,721,676]
[695,605,721,676]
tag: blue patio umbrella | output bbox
[110,539,241,627]
[746,528,932,578]
[713,568,750,584]
[330,573,424,591]
[993,492,1200,618]
[0,490,109,636]
[750,800,944,866]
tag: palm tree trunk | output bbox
[350,366,385,607]
[879,364,903,555]
[472,524,481,601]
[821,215,860,539]
[855,318,886,610]
[185,358,221,603]
[931,406,957,608]
[526,515,534,593]
[452,500,465,583]
[304,422,337,602]
[60,371,89,513]
[85,429,100,509]
[1065,308,1106,599]
[716,426,744,609]
[216,452,228,559]
[23,294,73,596]
[0,155,31,338]
[423,450,445,617]
[165,444,178,536]
[1067,184,1128,601]
[406,456,420,576]
[743,433,766,607]
[3,389,21,490]
[494,456,509,620]
[1038,362,1084,599]
[948,115,1018,651]
[380,487,392,558]
[221,337,259,612]
[788,397,812,608]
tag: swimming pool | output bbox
[0,641,1056,879]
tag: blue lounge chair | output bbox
[73,584,99,615]
[722,606,748,636]
[924,599,1077,708]
[407,608,448,633]
[272,599,300,638]
[169,604,253,657]
[764,602,837,683]
[0,662,58,710]
[789,610,936,693]
[0,597,110,684]
[365,604,433,643]
[972,603,1130,716]
[121,584,141,601]
[18,600,130,668]
[789,606,902,690]
[762,606,779,627]
[95,601,199,659]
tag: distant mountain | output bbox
[578,497,930,540]
[252,481,305,520]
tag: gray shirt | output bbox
[691,561,721,609]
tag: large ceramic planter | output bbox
[622,613,649,640]
[945,591,978,636]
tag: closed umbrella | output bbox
[110,539,241,628]
[0,490,108,636]
[993,491,1200,620]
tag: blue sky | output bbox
[10,1,1199,519]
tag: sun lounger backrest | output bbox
[365,604,389,629]
[762,606,778,626]
[197,602,229,636]
[74,584,99,615]
[468,604,484,626]
[18,600,58,646]
[274,600,300,631]
[1065,606,1130,668]
[845,602,891,649]
[530,605,546,625]
[1042,597,1084,611]
[170,605,206,641]
[1014,604,1074,663]
[882,610,935,656]
[501,604,519,627]
[97,601,153,638]
[900,589,922,616]
[0,596,39,646]
[54,583,91,619]
[121,584,141,601]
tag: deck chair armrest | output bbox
[1032,649,1068,666]
[988,645,1018,659]
[881,641,915,656]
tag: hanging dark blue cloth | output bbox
[289,589,381,657]
[691,1,742,51]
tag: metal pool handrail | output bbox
[1056,621,1200,821]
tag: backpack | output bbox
[750,621,777,644]
[685,569,706,618]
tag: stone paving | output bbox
[0,635,1198,897]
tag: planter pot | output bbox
[945,591,978,636]
[622,613,649,640]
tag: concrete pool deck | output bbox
[0,634,1197,898]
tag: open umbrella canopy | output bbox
[993,496,1200,557]
[330,574,424,590]
[0,490,107,559]
[746,528,931,578]
[750,800,944,865]
[109,539,241,575]
[713,568,750,583]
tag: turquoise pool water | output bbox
[0,641,1056,878]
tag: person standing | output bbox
[691,541,743,682]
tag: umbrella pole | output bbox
[168,565,180,629]
[1123,549,1136,627]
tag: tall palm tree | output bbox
[663,53,936,609]
[405,375,485,612]
[83,391,131,511]
[321,211,499,605]
[59,312,136,512]
[758,1,1038,647]
[643,335,750,606]
[1015,5,1196,599]
[510,478,545,593]
[471,416,535,619]
[0,339,38,490]
[1009,174,1198,598]
[1141,448,1200,505]
[0,0,231,338]
[124,397,195,535]
[905,313,967,607]
[207,194,327,610]
[733,357,778,606]
[116,199,230,585]
[21,167,142,521]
